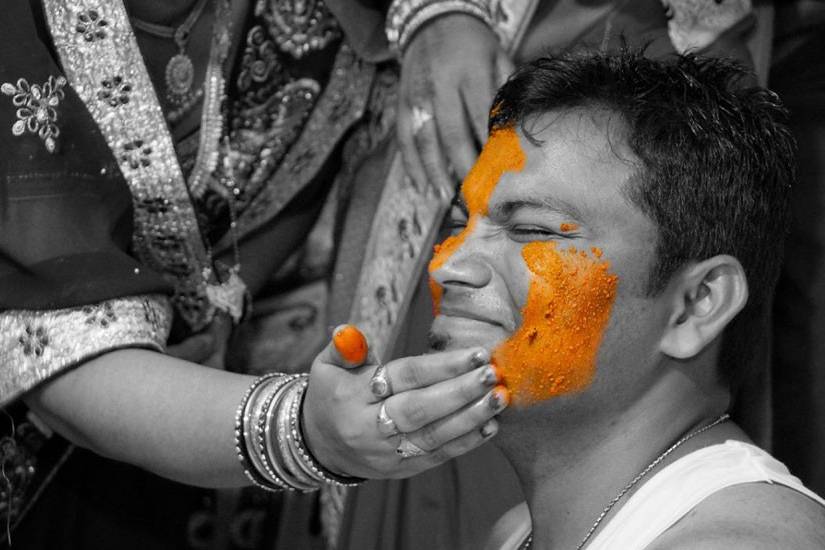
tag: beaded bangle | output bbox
[281,383,322,483]
[249,375,302,490]
[292,379,366,487]
[262,377,319,492]
[386,0,493,55]
[276,379,323,490]
[234,373,289,492]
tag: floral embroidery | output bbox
[17,325,49,357]
[0,295,172,405]
[1,76,67,153]
[82,301,118,327]
[236,26,286,93]
[75,9,109,41]
[119,139,152,169]
[97,76,132,107]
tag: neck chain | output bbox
[130,0,210,110]
[201,140,247,324]
[522,413,730,550]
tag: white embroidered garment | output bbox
[585,440,825,549]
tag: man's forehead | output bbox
[484,112,637,221]
[518,107,636,167]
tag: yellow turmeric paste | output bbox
[428,126,618,405]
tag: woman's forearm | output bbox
[24,348,255,488]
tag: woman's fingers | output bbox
[397,102,431,195]
[412,99,456,202]
[376,347,490,400]
[397,385,509,452]
[403,417,500,472]
[386,365,500,433]
[434,87,478,180]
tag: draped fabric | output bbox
[1,0,386,547]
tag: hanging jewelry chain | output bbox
[201,138,247,324]
[130,0,210,108]
[522,413,731,550]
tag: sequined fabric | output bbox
[43,0,228,331]
[0,295,172,405]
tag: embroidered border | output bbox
[43,1,230,331]
[214,43,375,253]
[0,295,172,406]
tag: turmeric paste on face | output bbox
[429,127,618,405]
[429,128,526,314]
[494,243,617,405]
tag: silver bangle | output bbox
[273,378,322,491]
[234,373,289,492]
[386,0,494,55]
[288,378,365,487]
[254,375,314,491]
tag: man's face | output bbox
[429,108,669,409]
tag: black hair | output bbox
[490,49,796,389]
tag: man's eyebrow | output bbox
[490,198,584,222]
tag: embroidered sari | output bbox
[0,0,391,547]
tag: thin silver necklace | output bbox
[522,413,730,550]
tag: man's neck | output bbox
[496,377,736,550]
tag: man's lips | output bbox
[436,305,511,330]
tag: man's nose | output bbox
[430,240,493,290]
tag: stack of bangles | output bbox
[234,373,365,492]
[385,0,494,54]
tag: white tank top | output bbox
[585,440,825,549]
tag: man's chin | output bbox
[428,315,508,352]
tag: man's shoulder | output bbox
[648,482,825,550]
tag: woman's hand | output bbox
[397,13,514,200]
[302,325,508,479]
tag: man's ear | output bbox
[659,255,749,360]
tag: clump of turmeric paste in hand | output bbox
[333,324,368,364]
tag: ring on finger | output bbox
[411,105,433,134]
[377,401,400,436]
[396,434,428,458]
[369,364,394,399]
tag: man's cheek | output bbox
[493,242,619,406]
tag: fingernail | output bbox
[481,419,498,438]
[488,385,510,412]
[470,349,490,367]
[479,365,498,387]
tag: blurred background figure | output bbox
[770,0,825,497]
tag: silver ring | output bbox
[369,364,394,399]
[411,105,433,134]
[377,401,400,436]
[396,435,428,458]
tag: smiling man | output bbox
[428,51,825,549]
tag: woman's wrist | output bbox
[233,373,363,493]
[296,383,366,485]
[386,0,495,55]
